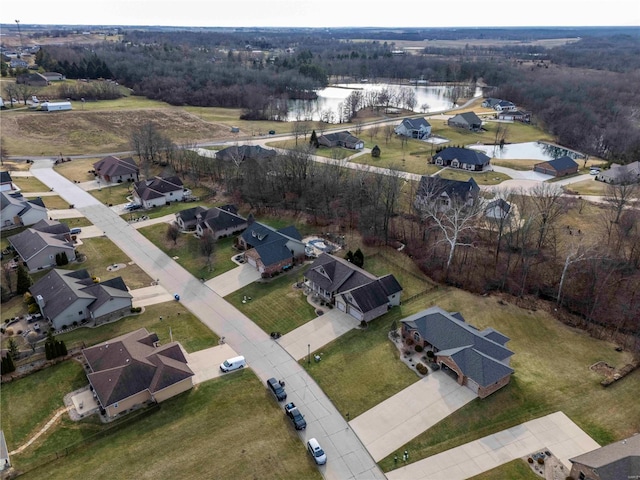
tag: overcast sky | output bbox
[2,0,639,28]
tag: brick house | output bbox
[533,156,579,177]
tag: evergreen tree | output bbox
[1,354,16,374]
[60,251,69,265]
[310,129,319,148]
[16,264,32,295]
[7,338,19,360]
[55,253,62,266]
[345,250,354,263]
[353,248,365,268]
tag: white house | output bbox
[394,117,432,139]
[0,192,48,230]
[133,176,185,208]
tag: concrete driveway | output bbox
[385,411,600,480]
[205,263,262,296]
[129,284,176,307]
[187,344,240,384]
[350,371,477,462]
[278,308,360,360]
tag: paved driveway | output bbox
[350,371,477,462]
[385,411,600,480]
[205,263,262,296]
[129,285,176,307]
[187,344,240,384]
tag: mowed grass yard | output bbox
[11,371,322,480]
[376,289,640,472]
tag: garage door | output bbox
[336,301,346,312]
[348,307,363,321]
[247,256,257,268]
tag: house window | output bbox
[578,473,585,480]
[78,311,83,315]
[413,332,421,343]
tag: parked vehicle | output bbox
[219,355,246,373]
[307,438,327,465]
[267,377,287,401]
[284,402,306,430]
[70,227,82,234]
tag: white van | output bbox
[220,355,246,373]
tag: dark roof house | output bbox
[318,131,364,150]
[8,221,75,271]
[215,145,277,162]
[447,112,482,130]
[133,176,184,207]
[93,156,139,183]
[0,171,13,192]
[83,328,194,418]
[401,306,514,398]
[569,434,640,480]
[415,175,480,211]
[595,161,640,184]
[432,147,491,171]
[1,192,48,230]
[533,156,579,177]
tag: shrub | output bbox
[415,344,424,353]
[416,363,428,375]
[528,458,534,464]
[406,338,414,346]
[537,457,544,465]
[28,303,40,314]
[426,350,435,358]
[360,320,367,328]
[5,328,13,336]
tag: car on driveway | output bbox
[267,377,287,401]
[284,402,306,430]
[307,438,327,465]
[124,203,142,211]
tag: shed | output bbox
[41,101,72,112]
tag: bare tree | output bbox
[604,177,639,224]
[200,230,216,271]
[557,242,603,306]
[130,122,169,179]
[26,331,39,352]
[354,121,363,137]
[166,223,180,246]
[529,183,565,250]
[420,103,430,114]
[368,124,380,143]
[383,124,394,144]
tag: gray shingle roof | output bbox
[8,228,74,263]
[536,155,578,171]
[400,117,431,130]
[434,147,491,166]
[216,145,276,162]
[93,156,139,178]
[240,222,303,267]
[570,434,640,480]
[134,176,184,201]
[417,175,480,202]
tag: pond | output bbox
[468,141,586,161]
[287,83,482,122]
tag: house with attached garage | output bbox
[484,198,513,222]
[8,219,76,272]
[93,156,139,184]
[175,204,249,238]
[0,192,48,230]
[215,145,277,163]
[83,328,194,418]
[533,156,579,177]
[595,161,640,184]
[568,434,640,480]
[432,147,491,171]
[447,112,483,131]
[401,306,514,398]
[395,117,432,139]
[304,253,402,322]
[236,220,306,277]
[132,176,185,208]
[29,269,132,330]
[0,171,14,192]
[318,131,364,150]
[414,175,480,212]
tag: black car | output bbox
[284,402,306,430]
[267,377,287,401]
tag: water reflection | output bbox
[469,141,585,161]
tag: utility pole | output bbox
[15,20,23,53]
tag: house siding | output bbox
[25,246,76,272]
[105,390,152,418]
[477,374,511,398]
[49,299,94,330]
[91,300,132,326]
[153,377,194,403]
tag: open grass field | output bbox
[68,236,153,289]
[225,269,318,334]
[57,302,218,353]
[137,224,238,280]
[564,178,609,196]
[376,289,640,472]
[19,194,72,210]
[89,182,133,205]
[469,459,540,479]
[13,371,322,480]
[9,176,49,193]
[365,252,437,299]
[54,157,102,183]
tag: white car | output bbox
[307,438,327,465]
[590,169,600,175]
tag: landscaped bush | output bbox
[537,457,545,465]
[426,350,435,359]
[28,303,40,314]
[528,458,534,464]
[416,363,428,375]
[415,344,424,353]
[406,338,414,346]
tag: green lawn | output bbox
[89,182,133,205]
[10,176,50,193]
[436,168,512,185]
[69,236,153,289]
[14,371,322,480]
[469,459,540,480]
[377,289,640,472]
[57,302,218,353]
[365,252,437,299]
[137,223,238,280]
[225,270,317,334]
[563,179,608,196]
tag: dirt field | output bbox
[0,109,232,156]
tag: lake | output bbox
[468,141,586,161]
[287,83,482,122]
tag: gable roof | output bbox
[319,131,362,146]
[0,171,12,184]
[417,175,480,201]
[199,206,247,232]
[597,161,640,183]
[93,156,139,178]
[485,198,511,214]
[399,117,431,130]
[134,176,184,200]
[434,147,491,165]
[30,218,71,235]
[449,111,482,126]
[216,145,276,162]
[436,345,514,387]
[570,434,640,480]
[240,222,303,267]
[8,227,74,262]
[535,155,578,171]
[84,328,193,408]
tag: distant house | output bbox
[484,198,513,222]
[42,72,66,81]
[215,145,276,162]
[0,171,14,192]
[432,147,491,171]
[318,131,364,150]
[83,328,194,418]
[497,110,530,123]
[569,434,640,480]
[236,221,306,277]
[93,156,139,183]
[494,100,517,112]
[401,306,514,398]
[395,117,432,139]
[10,59,29,69]
[304,253,403,323]
[414,175,480,211]
[194,205,249,239]
[133,176,184,208]
[8,220,75,272]
[595,161,640,184]
[0,192,47,230]
[447,112,483,131]
[16,72,49,87]
[29,269,132,330]
[533,156,579,177]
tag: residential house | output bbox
[16,72,48,87]
[533,156,579,177]
[0,171,14,192]
[8,220,75,272]
[215,145,277,162]
[236,221,305,277]
[447,112,483,131]
[494,100,517,112]
[481,98,502,109]
[432,147,491,171]
[10,59,28,69]
[133,176,185,208]
[497,110,531,123]
[484,198,513,222]
[30,269,132,330]
[569,434,640,480]
[0,192,47,230]
[304,253,402,322]
[83,328,194,418]
[195,205,248,239]
[42,72,66,81]
[93,156,139,183]
[595,161,640,184]
[401,306,514,398]
[395,117,432,139]
[414,175,480,211]
[318,131,364,150]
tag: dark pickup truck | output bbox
[284,402,307,430]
